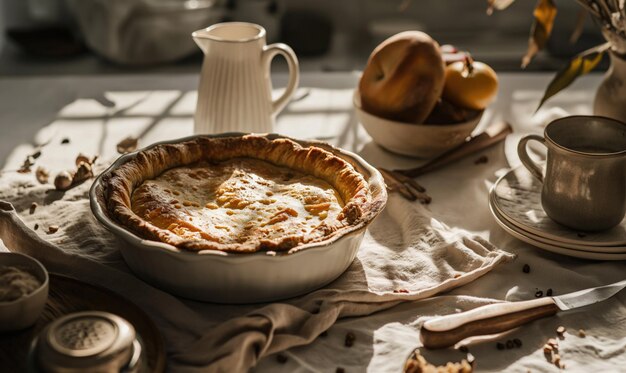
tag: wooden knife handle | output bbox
[420,297,559,349]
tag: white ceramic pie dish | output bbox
[90,133,387,304]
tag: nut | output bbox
[75,153,91,166]
[543,344,553,354]
[556,326,566,336]
[73,162,93,184]
[547,338,558,348]
[35,166,49,184]
[54,171,73,190]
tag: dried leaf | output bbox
[569,8,587,44]
[536,43,609,111]
[116,137,138,154]
[487,0,516,15]
[522,0,558,68]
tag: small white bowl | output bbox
[0,253,49,332]
[354,91,482,158]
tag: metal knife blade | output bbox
[553,278,626,311]
[420,279,626,349]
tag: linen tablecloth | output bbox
[0,72,625,372]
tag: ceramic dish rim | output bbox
[489,188,626,260]
[352,90,483,129]
[489,193,626,253]
[89,133,387,261]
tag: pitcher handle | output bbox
[517,134,546,182]
[262,43,300,115]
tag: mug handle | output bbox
[262,43,300,116]
[517,134,546,182]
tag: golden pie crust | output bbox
[104,135,372,253]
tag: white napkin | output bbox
[0,165,513,371]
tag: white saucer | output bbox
[489,194,626,261]
[490,194,626,254]
[492,166,626,247]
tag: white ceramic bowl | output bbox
[90,133,387,304]
[0,252,49,331]
[354,91,482,158]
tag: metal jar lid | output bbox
[33,311,139,373]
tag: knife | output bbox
[420,279,626,349]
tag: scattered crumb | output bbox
[556,326,566,336]
[578,329,586,338]
[345,332,356,347]
[459,345,469,353]
[393,288,409,293]
[474,155,489,165]
[61,138,70,144]
[535,290,543,298]
[522,264,530,273]
[454,273,462,278]
[466,353,475,365]
[47,225,59,234]
[404,349,473,373]
[29,202,37,215]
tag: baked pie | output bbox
[104,135,374,253]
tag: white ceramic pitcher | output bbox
[192,22,299,134]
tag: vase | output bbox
[594,50,626,123]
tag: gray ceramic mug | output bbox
[517,116,626,231]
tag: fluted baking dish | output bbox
[90,133,386,303]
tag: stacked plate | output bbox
[489,167,626,260]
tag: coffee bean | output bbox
[546,288,553,296]
[459,345,469,353]
[522,264,530,273]
[497,342,505,350]
[535,290,543,298]
[61,138,70,144]
[474,155,489,165]
[345,332,356,347]
[506,340,515,349]
[336,368,345,373]
[513,338,522,348]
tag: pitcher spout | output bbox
[192,29,211,54]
